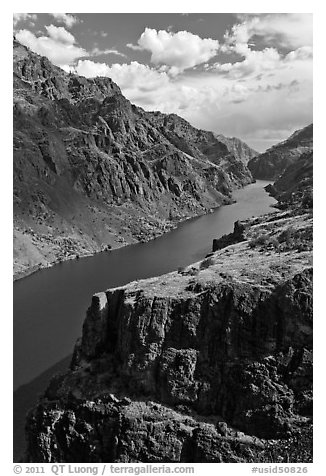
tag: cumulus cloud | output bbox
[225,13,312,51]
[44,24,75,44]
[13,13,37,27]
[212,47,282,79]
[73,59,208,112]
[130,28,219,73]
[15,26,88,67]
[210,13,313,82]
[49,13,79,28]
[74,60,170,91]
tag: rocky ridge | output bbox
[24,201,312,462]
[13,39,256,279]
[248,124,313,180]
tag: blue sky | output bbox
[13,12,313,151]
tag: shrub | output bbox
[278,227,295,247]
[248,233,269,248]
[266,236,280,250]
[199,257,215,269]
[301,189,313,209]
[249,233,279,250]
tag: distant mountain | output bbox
[214,134,258,164]
[248,124,313,180]
[13,39,254,279]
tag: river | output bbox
[13,180,276,460]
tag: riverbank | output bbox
[13,197,237,282]
[13,213,174,282]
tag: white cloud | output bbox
[13,13,37,27]
[179,53,312,150]
[126,43,143,51]
[15,26,88,67]
[133,28,219,73]
[73,59,203,112]
[90,47,126,58]
[74,60,170,91]
[211,47,282,79]
[44,24,75,44]
[225,13,312,51]
[49,13,79,28]
[285,46,313,62]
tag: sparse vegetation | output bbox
[249,233,279,250]
[199,256,215,269]
[248,223,312,253]
[301,189,313,209]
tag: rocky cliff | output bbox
[248,124,313,180]
[24,201,312,462]
[13,39,254,279]
[214,134,258,164]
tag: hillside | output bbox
[248,124,313,180]
[24,151,313,463]
[266,151,313,210]
[13,39,255,280]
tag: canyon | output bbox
[13,39,256,280]
[13,38,313,464]
[23,142,313,463]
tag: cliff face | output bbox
[248,124,313,180]
[214,134,258,164]
[25,204,312,462]
[13,39,254,279]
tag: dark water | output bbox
[14,180,276,391]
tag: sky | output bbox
[13,12,313,151]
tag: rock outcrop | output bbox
[248,124,313,180]
[13,39,254,279]
[24,204,313,463]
